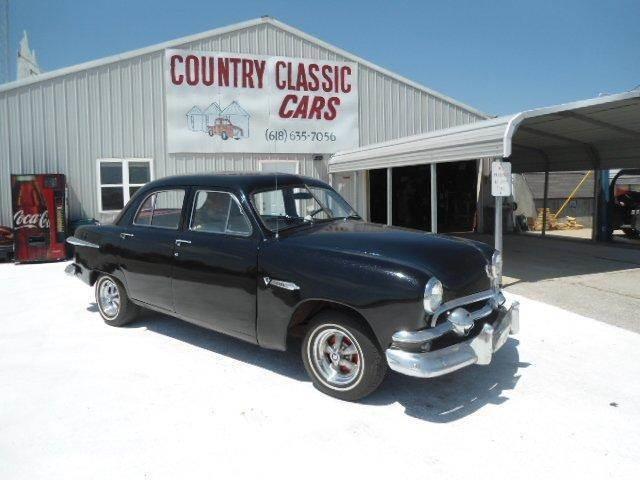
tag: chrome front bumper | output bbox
[385,301,519,378]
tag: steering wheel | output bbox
[307,207,324,218]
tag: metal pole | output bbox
[430,163,437,233]
[354,171,358,213]
[386,167,392,226]
[542,168,549,237]
[494,158,503,253]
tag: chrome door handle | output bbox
[175,239,192,246]
[120,233,135,239]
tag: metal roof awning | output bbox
[329,90,640,174]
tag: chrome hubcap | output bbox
[98,279,120,318]
[311,327,362,387]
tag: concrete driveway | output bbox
[1,262,639,479]
[459,233,640,333]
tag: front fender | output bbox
[256,242,428,350]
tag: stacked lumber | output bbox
[533,208,557,231]
[556,216,584,230]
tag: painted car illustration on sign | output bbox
[186,101,250,139]
[207,117,243,140]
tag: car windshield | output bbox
[251,184,359,232]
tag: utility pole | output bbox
[0,0,8,83]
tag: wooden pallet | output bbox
[533,208,557,231]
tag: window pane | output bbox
[100,162,122,185]
[150,190,184,229]
[129,185,142,198]
[308,186,356,218]
[226,198,251,235]
[134,193,155,225]
[129,162,150,184]
[253,190,286,216]
[191,191,231,233]
[101,187,124,211]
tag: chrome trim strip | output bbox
[386,302,518,378]
[263,277,300,291]
[431,289,499,326]
[392,321,455,345]
[65,236,99,249]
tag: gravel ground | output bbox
[1,262,639,479]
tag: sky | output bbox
[8,0,640,116]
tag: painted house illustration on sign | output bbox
[204,102,223,127]
[185,101,250,140]
[221,101,250,138]
[186,106,205,131]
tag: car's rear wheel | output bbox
[302,311,387,401]
[622,227,639,239]
[95,274,139,327]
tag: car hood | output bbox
[280,220,494,296]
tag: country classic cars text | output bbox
[169,53,354,120]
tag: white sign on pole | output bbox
[165,49,359,154]
[491,161,512,197]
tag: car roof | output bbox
[141,172,330,193]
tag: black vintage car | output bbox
[66,173,519,401]
[610,169,640,239]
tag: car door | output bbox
[171,188,259,342]
[118,188,186,312]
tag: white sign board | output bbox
[165,49,359,154]
[491,161,512,197]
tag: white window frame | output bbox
[97,158,154,213]
[258,159,299,174]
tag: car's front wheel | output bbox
[302,311,387,401]
[95,274,139,327]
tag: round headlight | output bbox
[423,277,443,314]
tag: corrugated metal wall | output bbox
[0,21,482,225]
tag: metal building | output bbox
[329,90,640,247]
[0,17,486,226]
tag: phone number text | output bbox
[265,129,337,143]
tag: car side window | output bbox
[190,190,251,236]
[133,189,185,229]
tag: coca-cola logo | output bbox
[13,209,50,230]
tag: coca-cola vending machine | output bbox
[11,174,68,263]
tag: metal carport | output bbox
[329,90,640,253]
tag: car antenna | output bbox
[275,170,279,239]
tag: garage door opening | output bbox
[368,161,477,233]
[436,160,477,233]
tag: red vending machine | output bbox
[11,174,68,263]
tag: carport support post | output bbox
[542,168,549,237]
[386,167,392,226]
[430,163,437,233]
